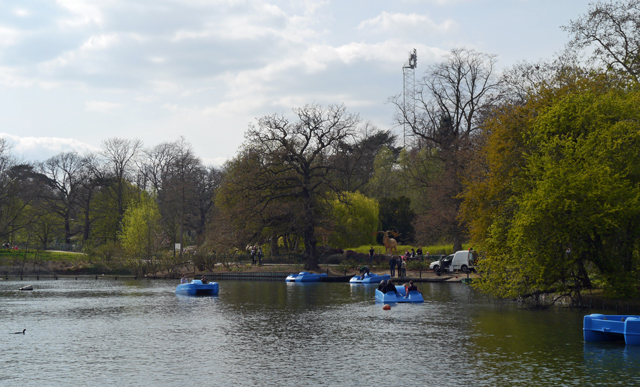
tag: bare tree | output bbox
[221,104,359,269]
[392,48,502,250]
[96,138,143,240]
[39,152,88,244]
[563,0,640,83]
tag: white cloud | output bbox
[14,8,30,17]
[84,100,122,112]
[56,0,106,27]
[0,26,22,47]
[0,133,100,161]
[358,12,458,36]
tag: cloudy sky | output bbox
[0,0,591,165]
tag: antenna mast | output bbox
[402,49,417,147]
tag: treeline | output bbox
[2,1,639,300]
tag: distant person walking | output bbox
[369,247,375,264]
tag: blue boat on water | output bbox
[375,286,424,303]
[175,280,219,295]
[349,273,391,284]
[285,271,328,282]
[584,314,640,345]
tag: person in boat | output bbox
[358,266,370,279]
[381,279,400,295]
[404,280,421,298]
[200,276,209,284]
[180,274,188,284]
[378,280,387,291]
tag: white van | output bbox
[430,250,476,274]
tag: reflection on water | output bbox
[1,279,638,386]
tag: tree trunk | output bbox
[303,223,319,270]
[452,232,462,252]
[270,232,279,256]
[64,216,71,244]
[302,187,319,270]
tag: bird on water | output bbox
[13,329,25,334]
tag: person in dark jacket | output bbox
[389,256,396,277]
[382,279,400,295]
[404,280,421,298]
[396,257,402,278]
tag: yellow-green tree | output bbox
[462,74,640,300]
[118,193,163,262]
[328,191,379,248]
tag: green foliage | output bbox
[378,196,416,244]
[464,74,640,300]
[118,194,163,261]
[328,191,379,248]
[365,147,402,199]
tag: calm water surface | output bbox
[1,278,638,386]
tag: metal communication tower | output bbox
[402,49,417,147]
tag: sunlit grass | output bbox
[0,249,86,262]
[346,243,471,255]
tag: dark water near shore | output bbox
[1,279,638,386]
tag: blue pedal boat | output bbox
[349,273,391,284]
[285,271,328,282]
[175,280,219,295]
[584,314,640,345]
[375,286,424,303]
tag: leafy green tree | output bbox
[118,193,163,262]
[328,191,379,248]
[364,146,402,200]
[463,74,640,300]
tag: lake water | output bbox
[1,278,639,386]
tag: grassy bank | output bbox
[0,249,87,263]
[347,243,471,255]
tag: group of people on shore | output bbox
[378,279,420,298]
[388,256,407,278]
[247,245,264,265]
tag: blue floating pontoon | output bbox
[175,280,219,295]
[584,314,640,345]
[375,286,424,303]
[349,273,391,284]
[285,271,328,282]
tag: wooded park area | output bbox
[1,0,640,303]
